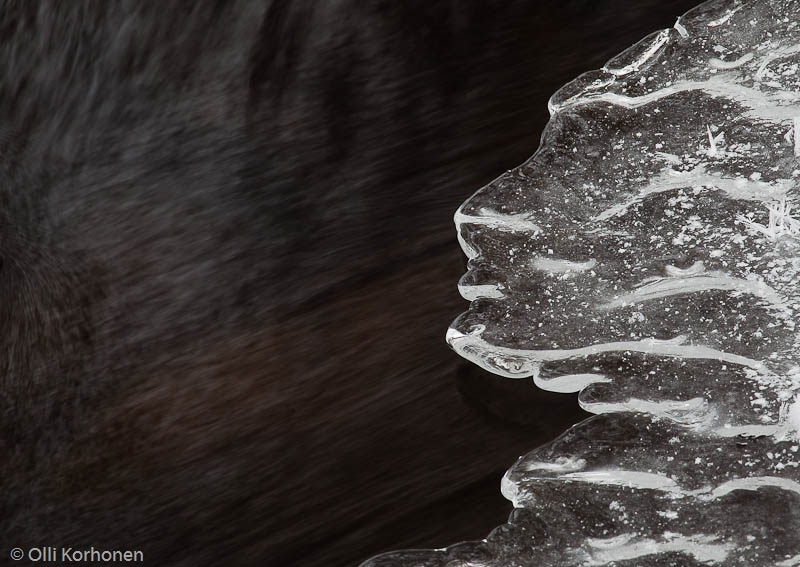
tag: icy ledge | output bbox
[364,0,800,565]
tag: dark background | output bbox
[0,2,701,566]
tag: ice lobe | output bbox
[364,0,800,565]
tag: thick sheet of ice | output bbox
[363,1,800,565]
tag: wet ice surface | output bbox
[364,1,800,565]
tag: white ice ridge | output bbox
[531,256,596,273]
[665,260,705,276]
[502,463,800,509]
[577,396,714,427]
[709,52,753,69]
[560,470,686,492]
[454,206,542,233]
[454,206,542,261]
[457,283,504,301]
[602,272,787,312]
[520,456,587,473]
[456,231,479,261]
[592,165,793,222]
[552,75,800,122]
[534,373,611,394]
[702,476,800,501]
[445,326,767,380]
[707,4,743,27]
[579,534,733,566]
[795,116,800,157]
[673,19,689,39]
[603,29,671,77]
[754,44,800,82]
[521,467,800,501]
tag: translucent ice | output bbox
[363,0,800,565]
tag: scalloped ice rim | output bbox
[360,3,800,565]
[446,0,800,440]
[444,326,800,438]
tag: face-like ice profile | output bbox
[365,0,800,565]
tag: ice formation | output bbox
[363,0,800,565]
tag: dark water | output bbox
[0,2,702,566]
